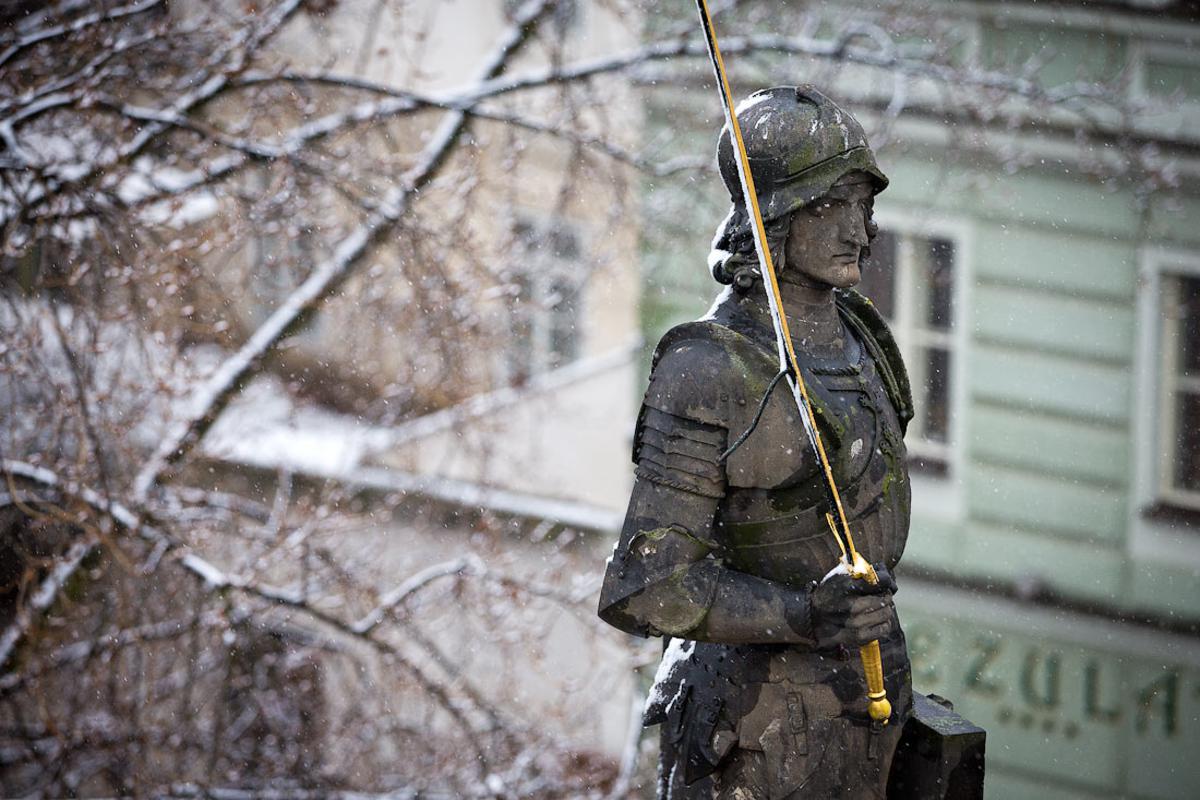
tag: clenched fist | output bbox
[809,563,898,649]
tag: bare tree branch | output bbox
[8,0,304,220]
[0,535,95,670]
[0,460,520,775]
[130,0,563,502]
[0,0,165,69]
[353,556,480,635]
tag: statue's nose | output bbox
[844,213,869,247]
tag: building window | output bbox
[503,219,582,384]
[1159,272,1200,510]
[1137,41,1200,101]
[858,228,957,473]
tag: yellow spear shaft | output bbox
[693,0,891,724]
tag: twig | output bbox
[10,0,304,222]
[0,460,500,771]
[0,535,95,669]
[0,0,165,69]
[353,556,481,635]
[130,0,561,502]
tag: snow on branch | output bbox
[8,0,304,220]
[130,0,561,502]
[0,459,172,668]
[0,535,95,671]
[461,28,1133,115]
[0,0,165,69]
[3,459,139,530]
[233,67,701,175]
[0,610,227,697]
[0,460,521,771]
[353,556,483,635]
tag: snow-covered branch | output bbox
[0,0,165,69]
[130,0,562,502]
[464,28,1134,116]
[353,555,482,635]
[0,460,556,776]
[0,535,95,671]
[5,0,304,221]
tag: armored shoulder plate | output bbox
[638,293,912,463]
[634,320,769,461]
[834,289,913,434]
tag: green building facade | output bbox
[639,2,1200,796]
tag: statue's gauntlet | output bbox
[807,564,899,649]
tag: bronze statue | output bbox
[599,86,913,798]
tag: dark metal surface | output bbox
[597,288,918,796]
[714,85,889,250]
[887,693,987,800]
[594,85,980,798]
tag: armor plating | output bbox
[599,287,914,797]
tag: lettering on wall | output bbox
[906,621,1193,741]
[963,635,1003,698]
[1084,659,1121,724]
[1019,649,1060,709]
[1137,671,1179,737]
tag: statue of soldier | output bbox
[598,86,914,799]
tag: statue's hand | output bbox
[809,562,898,649]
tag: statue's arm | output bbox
[595,331,814,644]
[597,336,895,647]
[598,436,896,646]
[597,446,816,644]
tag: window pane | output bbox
[926,237,955,330]
[860,229,896,319]
[549,227,580,260]
[1145,56,1200,100]
[1174,390,1200,493]
[1180,275,1200,377]
[547,278,579,368]
[923,347,951,444]
[507,275,534,383]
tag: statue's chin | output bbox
[840,263,862,288]
[823,259,861,289]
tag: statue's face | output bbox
[782,178,874,290]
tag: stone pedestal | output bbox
[887,693,986,799]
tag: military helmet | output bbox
[716,85,888,246]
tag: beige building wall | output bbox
[177,0,643,508]
[184,0,647,761]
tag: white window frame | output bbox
[1134,248,1200,506]
[871,206,972,521]
[1128,38,1200,144]
[1130,40,1200,105]
[1158,272,1200,512]
[1130,246,1200,568]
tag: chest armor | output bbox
[714,319,911,589]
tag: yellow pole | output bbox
[695,0,890,724]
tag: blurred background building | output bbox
[639,2,1200,798]
[2,0,1199,797]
